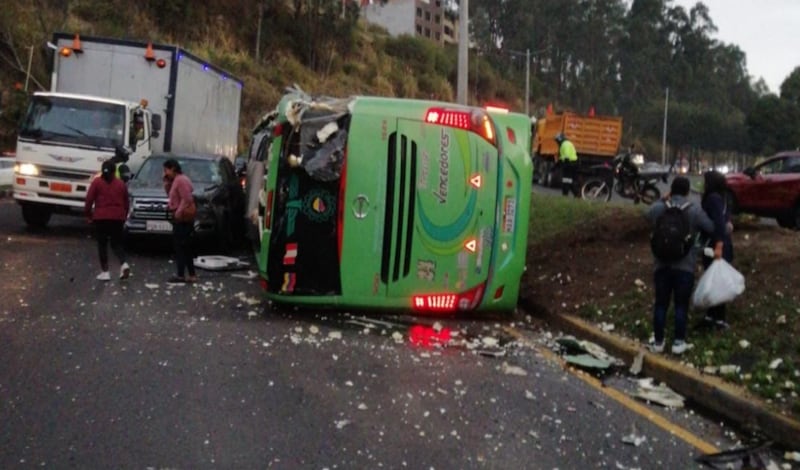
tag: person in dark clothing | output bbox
[646,176,714,354]
[700,170,735,330]
[85,160,130,281]
[163,159,197,283]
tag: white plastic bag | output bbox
[692,259,745,308]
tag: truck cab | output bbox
[13,92,160,228]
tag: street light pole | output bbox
[661,87,669,166]
[456,0,469,105]
[508,47,547,116]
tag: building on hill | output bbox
[358,0,459,45]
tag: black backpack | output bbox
[650,201,693,262]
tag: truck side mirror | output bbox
[151,114,162,138]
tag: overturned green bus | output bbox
[245,89,532,313]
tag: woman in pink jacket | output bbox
[162,158,197,283]
[84,160,130,281]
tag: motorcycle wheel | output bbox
[639,184,661,205]
[581,179,612,203]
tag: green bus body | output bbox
[250,91,532,313]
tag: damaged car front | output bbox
[125,153,245,251]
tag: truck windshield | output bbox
[19,96,125,150]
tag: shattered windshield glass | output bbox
[19,95,125,149]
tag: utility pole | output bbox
[661,87,669,166]
[525,48,530,116]
[24,45,34,92]
[255,2,263,62]
[456,0,468,105]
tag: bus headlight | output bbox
[16,163,40,176]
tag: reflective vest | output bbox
[559,140,578,162]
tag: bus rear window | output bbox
[266,111,351,296]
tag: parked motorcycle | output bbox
[580,154,668,204]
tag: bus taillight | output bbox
[413,294,457,312]
[424,108,497,146]
[412,282,486,313]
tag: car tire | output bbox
[786,203,800,230]
[21,203,51,229]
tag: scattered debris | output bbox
[770,358,783,370]
[695,441,775,469]
[621,433,646,447]
[335,420,350,430]
[231,270,258,280]
[194,256,249,271]
[630,378,684,408]
[719,365,741,375]
[629,351,644,375]
[785,451,800,462]
[599,322,615,332]
[501,362,528,376]
[564,354,613,370]
[739,339,751,349]
[555,335,622,371]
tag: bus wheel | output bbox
[21,203,52,229]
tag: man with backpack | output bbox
[645,176,714,355]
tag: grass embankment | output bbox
[528,195,800,419]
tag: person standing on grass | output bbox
[85,159,130,281]
[699,170,735,330]
[163,159,197,284]
[645,176,714,355]
[554,133,579,197]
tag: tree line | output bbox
[470,0,800,161]
[1,0,798,161]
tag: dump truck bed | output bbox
[534,113,623,158]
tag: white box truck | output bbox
[14,33,242,228]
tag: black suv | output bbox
[125,153,245,251]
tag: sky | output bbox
[672,0,800,94]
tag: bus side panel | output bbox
[337,113,396,299]
[384,120,498,299]
[481,112,533,310]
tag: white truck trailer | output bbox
[14,33,242,228]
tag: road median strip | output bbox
[519,295,800,450]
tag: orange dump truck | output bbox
[532,112,623,186]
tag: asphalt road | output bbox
[0,197,747,468]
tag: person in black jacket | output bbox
[700,170,735,330]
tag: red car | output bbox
[725,151,800,229]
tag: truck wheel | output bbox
[547,164,562,188]
[21,203,52,229]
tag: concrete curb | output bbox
[520,297,800,449]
